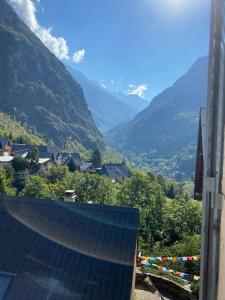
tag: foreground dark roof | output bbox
[0,196,139,300]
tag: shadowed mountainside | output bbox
[67,67,148,132]
[0,0,103,150]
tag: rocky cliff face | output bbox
[0,0,103,150]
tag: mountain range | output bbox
[0,0,103,150]
[115,92,148,114]
[1,0,209,179]
[67,67,148,132]
[106,57,208,179]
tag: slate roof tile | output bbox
[0,196,139,300]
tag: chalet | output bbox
[12,144,59,160]
[38,158,54,170]
[12,143,35,155]
[98,163,132,181]
[80,161,96,173]
[56,152,83,168]
[0,195,139,300]
[0,137,11,156]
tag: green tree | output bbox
[117,172,164,251]
[43,165,69,184]
[22,176,52,199]
[0,171,6,194]
[91,150,102,168]
[67,158,77,173]
[26,148,39,163]
[147,171,155,182]
[166,182,176,199]
[0,170,16,196]
[3,164,14,179]
[12,157,27,172]
[13,172,27,194]
[156,174,166,194]
[161,197,201,246]
[26,148,39,174]
[66,172,117,204]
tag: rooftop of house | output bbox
[12,144,59,159]
[57,152,83,166]
[0,156,13,163]
[12,144,42,153]
[99,163,132,179]
[0,196,139,300]
[13,150,28,158]
[80,161,94,171]
[38,158,51,165]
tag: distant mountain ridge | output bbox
[0,0,103,150]
[106,57,208,179]
[115,92,148,114]
[67,67,148,132]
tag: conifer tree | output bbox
[91,150,102,168]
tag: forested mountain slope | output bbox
[0,0,103,150]
[106,57,208,179]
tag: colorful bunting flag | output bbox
[140,255,201,263]
[144,261,200,281]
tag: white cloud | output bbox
[9,0,38,31]
[8,0,83,61]
[72,49,85,63]
[36,27,69,60]
[128,84,148,98]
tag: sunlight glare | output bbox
[143,0,202,18]
[168,0,189,11]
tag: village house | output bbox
[0,137,11,156]
[80,161,96,173]
[98,162,132,181]
[56,152,83,168]
[11,143,59,170]
[38,158,55,170]
[0,139,134,179]
[12,144,59,160]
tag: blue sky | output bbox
[10,0,211,100]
